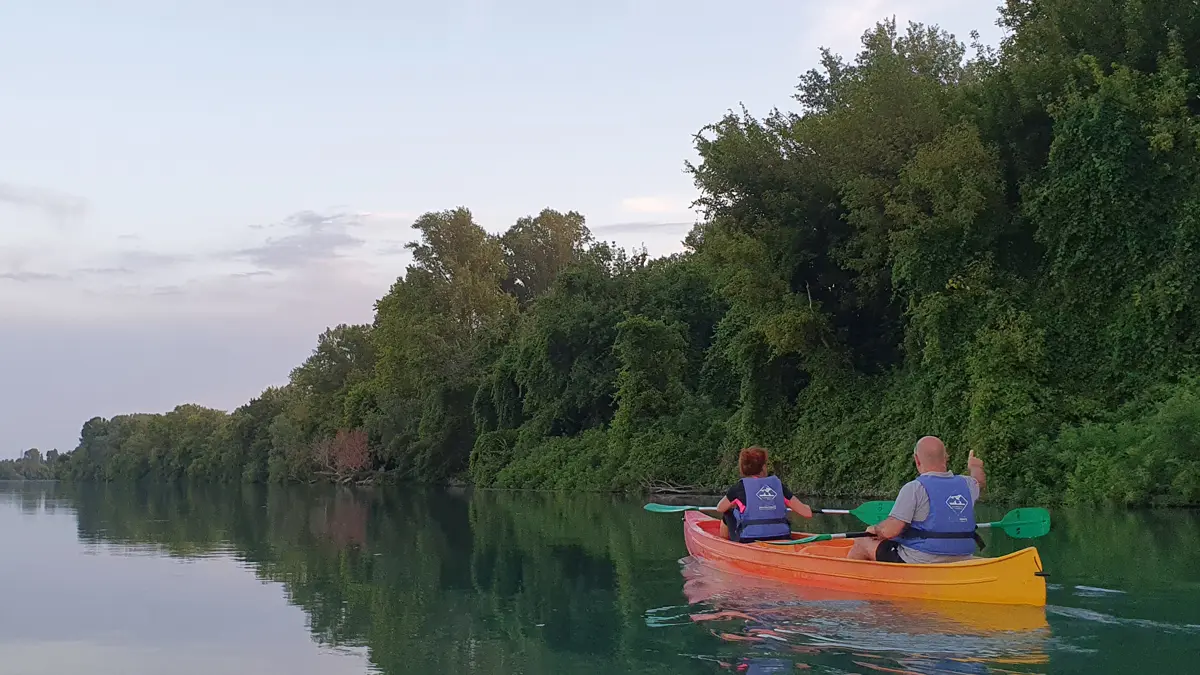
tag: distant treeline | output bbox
[53,3,1200,505]
[0,449,61,480]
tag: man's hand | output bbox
[968,449,984,472]
[869,517,907,540]
[967,448,987,494]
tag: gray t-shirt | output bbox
[888,471,981,564]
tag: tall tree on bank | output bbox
[369,208,517,479]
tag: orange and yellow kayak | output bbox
[682,511,1047,606]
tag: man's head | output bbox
[912,436,948,474]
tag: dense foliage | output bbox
[50,2,1200,505]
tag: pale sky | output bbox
[0,1,1004,457]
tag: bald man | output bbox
[848,436,987,564]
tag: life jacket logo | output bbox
[756,485,777,500]
[946,494,968,513]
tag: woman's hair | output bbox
[739,446,768,477]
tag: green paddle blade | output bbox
[643,503,709,513]
[995,507,1052,539]
[848,500,894,526]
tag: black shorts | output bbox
[875,539,907,564]
[722,510,738,535]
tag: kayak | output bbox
[682,511,1047,606]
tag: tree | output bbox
[370,208,517,480]
[499,208,593,305]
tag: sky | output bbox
[0,0,1005,457]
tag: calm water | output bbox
[1,482,1197,674]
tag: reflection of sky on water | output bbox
[647,557,1053,675]
[0,492,370,675]
[0,641,369,675]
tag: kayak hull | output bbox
[682,511,1046,606]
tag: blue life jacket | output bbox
[893,474,980,556]
[731,476,792,542]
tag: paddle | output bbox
[642,500,895,526]
[765,507,1052,546]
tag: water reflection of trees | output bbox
[22,483,1200,674]
[57,483,692,674]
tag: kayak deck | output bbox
[682,511,1046,606]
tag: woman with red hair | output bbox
[715,447,813,542]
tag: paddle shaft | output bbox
[643,500,897,526]
[773,510,1050,546]
[808,531,874,541]
[835,509,1041,535]
[678,505,815,513]
[648,505,867,516]
[832,517,1012,541]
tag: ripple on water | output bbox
[647,557,1054,674]
[1070,585,1125,597]
[1046,605,1200,634]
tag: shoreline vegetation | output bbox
[25,4,1200,507]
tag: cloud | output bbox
[593,221,693,235]
[371,239,415,257]
[2,208,359,289]
[355,210,414,222]
[619,196,692,215]
[0,247,192,289]
[110,250,193,271]
[75,267,135,276]
[228,210,365,271]
[2,206,402,326]
[0,271,64,283]
[590,220,692,259]
[0,181,87,224]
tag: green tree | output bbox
[371,208,516,480]
[500,208,593,305]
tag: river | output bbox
[1,482,1196,674]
